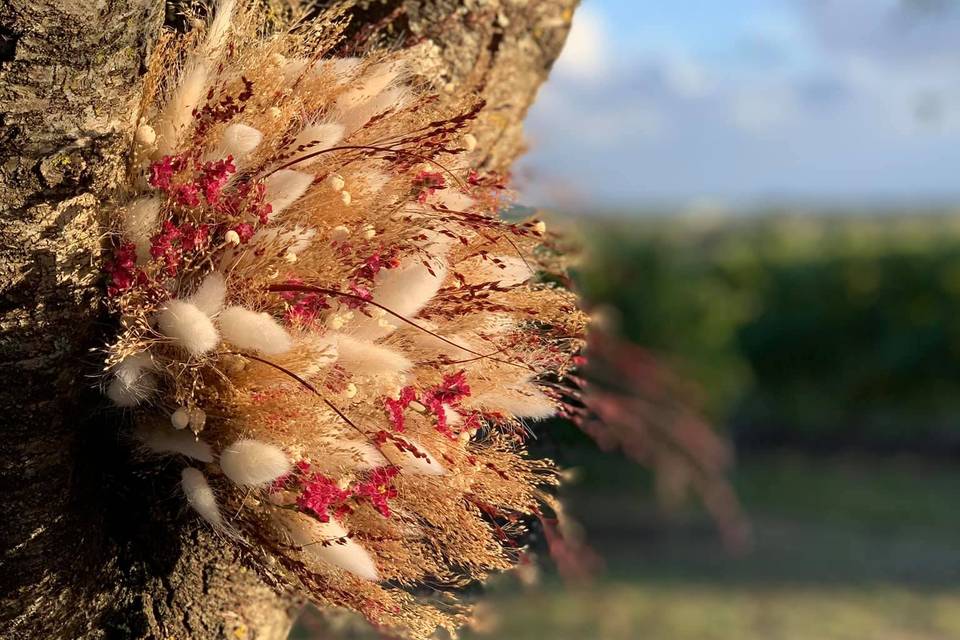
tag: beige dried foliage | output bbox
[104,2,586,637]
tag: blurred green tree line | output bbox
[577,212,960,452]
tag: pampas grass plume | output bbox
[156,60,210,155]
[338,87,410,137]
[349,255,446,341]
[218,123,262,159]
[383,437,446,476]
[312,438,388,473]
[478,384,556,420]
[219,438,291,487]
[204,0,235,56]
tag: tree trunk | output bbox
[0,1,575,637]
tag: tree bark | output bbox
[0,1,575,637]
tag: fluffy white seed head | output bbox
[322,57,363,83]
[286,123,345,167]
[188,272,226,317]
[157,300,220,356]
[375,255,447,318]
[358,169,391,195]
[281,56,362,85]
[272,510,379,581]
[156,60,210,155]
[334,335,412,376]
[263,170,313,218]
[219,306,293,355]
[203,0,235,56]
[311,439,388,473]
[106,353,157,407]
[338,86,410,137]
[137,424,214,462]
[382,437,446,476]
[334,61,404,113]
[219,439,291,487]
[434,189,475,212]
[135,123,157,146]
[181,467,223,526]
[123,197,162,263]
[218,123,263,159]
[347,254,447,341]
[475,383,556,420]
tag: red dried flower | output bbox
[179,223,209,251]
[284,292,330,326]
[297,472,352,522]
[413,170,446,203]
[232,222,255,243]
[422,371,471,438]
[148,155,186,191]
[358,252,383,280]
[106,242,139,297]
[353,467,399,518]
[384,386,417,432]
[150,221,182,276]
[198,155,236,204]
[172,183,200,208]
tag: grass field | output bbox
[294,452,960,639]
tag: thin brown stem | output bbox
[267,144,467,189]
[267,283,534,372]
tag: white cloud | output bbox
[553,6,611,81]
[662,54,714,98]
[731,85,799,133]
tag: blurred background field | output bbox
[579,212,960,452]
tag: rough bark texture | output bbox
[0,0,574,638]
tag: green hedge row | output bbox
[577,213,960,450]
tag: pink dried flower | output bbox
[297,472,352,522]
[179,223,209,251]
[106,242,139,297]
[148,155,186,190]
[384,386,416,432]
[150,221,183,276]
[413,170,446,203]
[422,371,471,438]
[353,467,399,518]
[284,293,330,326]
[199,155,236,204]
[172,183,200,208]
[232,222,255,243]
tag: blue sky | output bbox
[518,0,960,211]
